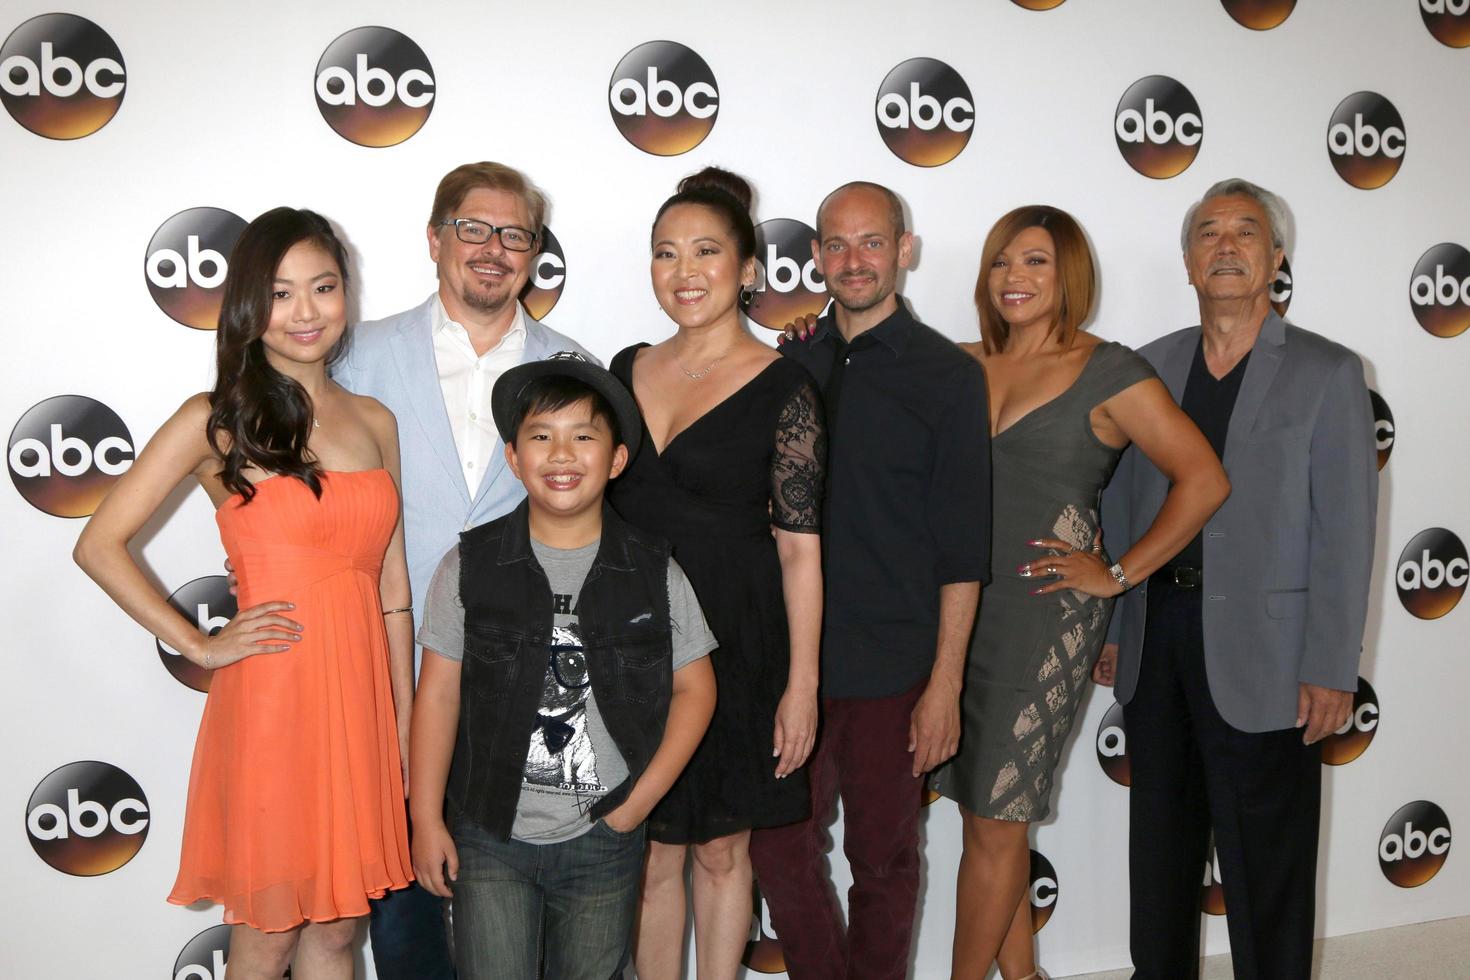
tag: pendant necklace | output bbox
[676,347,730,381]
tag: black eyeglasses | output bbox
[548,642,590,690]
[439,218,537,252]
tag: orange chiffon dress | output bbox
[169,468,412,931]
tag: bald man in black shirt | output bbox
[749,182,991,980]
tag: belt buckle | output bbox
[1171,566,1202,590]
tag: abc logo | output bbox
[172,924,291,980]
[608,40,718,156]
[158,576,238,693]
[875,58,975,167]
[26,760,149,876]
[1327,92,1406,190]
[744,219,827,330]
[146,207,249,330]
[1370,390,1395,471]
[1379,801,1452,887]
[1221,0,1296,30]
[9,395,134,517]
[1028,850,1059,932]
[1396,528,1468,620]
[1201,842,1226,915]
[1320,677,1379,766]
[1422,0,1470,47]
[0,13,124,139]
[1012,0,1067,8]
[1095,700,1130,787]
[1271,255,1293,317]
[520,226,567,321]
[174,924,231,980]
[1409,243,1470,339]
[742,883,785,974]
[1114,76,1203,179]
[315,27,434,147]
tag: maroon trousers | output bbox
[749,683,926,980]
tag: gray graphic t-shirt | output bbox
[418,537,715,843]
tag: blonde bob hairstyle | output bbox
[975,205,1096,355]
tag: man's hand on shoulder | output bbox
[777,313,820,346]
[1297,682,1352,745]
[908,678,961,777]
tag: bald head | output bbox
[816,182,906,242]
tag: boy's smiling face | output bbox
[505,398,628,526]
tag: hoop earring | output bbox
[739,284,755,306]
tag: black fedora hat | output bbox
[490,351,643,460]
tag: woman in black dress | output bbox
[610,167,824,980]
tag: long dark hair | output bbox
[651,166,756,262]
[207,207,350,502]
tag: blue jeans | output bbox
[369,879,456,980]
[451,815,645,980]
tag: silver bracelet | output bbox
[1107,562,1132,592]
[382,606,413,617]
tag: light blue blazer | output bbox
[334,296,594,671]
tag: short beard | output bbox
[462,281,515,315]
[830,279,893,315]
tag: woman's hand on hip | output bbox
[1018,538,1122,599]
[193,600,301,669]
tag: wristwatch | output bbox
[1107,562,1131,592]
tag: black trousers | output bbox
[369,814,455,980]
[1124,578,1321,980]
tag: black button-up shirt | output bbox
[781,301,991,698]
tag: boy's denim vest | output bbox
[449,499,674,840]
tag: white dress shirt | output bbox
[432,296,527,494]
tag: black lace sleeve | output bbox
[770,378,826,533]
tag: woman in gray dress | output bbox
[929,206,1229,980]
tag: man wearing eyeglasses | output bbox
[334,161,593,980]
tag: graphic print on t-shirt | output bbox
[523,594,605,813]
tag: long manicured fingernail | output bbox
[1030,587,1045,596]
[1028,539,1044,546]
[1016,564,1031,576]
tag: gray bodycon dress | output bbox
[931,341,1156,822]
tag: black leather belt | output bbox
[1158,565,1202,590]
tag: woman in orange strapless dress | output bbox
[75,208,413,978]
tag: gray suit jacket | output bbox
[1102,312,1377,732]
[333,296,594,670]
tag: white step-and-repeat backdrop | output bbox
[3,1,1468,976]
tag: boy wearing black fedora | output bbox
[409,352,717,980]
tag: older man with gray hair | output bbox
[1096,178,1377,978]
